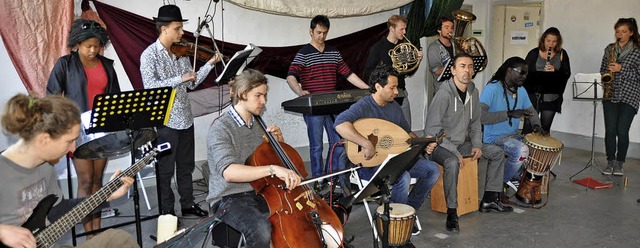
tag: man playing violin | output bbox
[335,64,440,237]
[207,69,302,247]
[140,4,222,219]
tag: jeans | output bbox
[603,101,637,162]
[213,193,271,248]
[494,135,528,183]
[303,114,344,177]
[156,125,195,214]
[358,157,439,210]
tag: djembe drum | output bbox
[516,133,564,204]
[375,203,415,246]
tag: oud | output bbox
[346,118,444,167]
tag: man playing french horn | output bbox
[364,14,423,126]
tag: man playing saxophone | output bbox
[364,14,423,126]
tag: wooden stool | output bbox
[430,157,478,216]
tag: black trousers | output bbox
[156,125,195,214]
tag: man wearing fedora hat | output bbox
[140,4,221,219]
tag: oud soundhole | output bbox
[378,135,393,149]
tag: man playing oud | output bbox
[335,64,439,236]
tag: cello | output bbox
[247,115,344,248]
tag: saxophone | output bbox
[601,39,618,99]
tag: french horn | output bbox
[389,35,422,74]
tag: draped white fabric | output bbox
[225,0,413,18]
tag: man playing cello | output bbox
[206,69,302,247]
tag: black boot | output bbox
[445,208,459,232]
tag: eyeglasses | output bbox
[511,67,528,76]
[81,22,102,30]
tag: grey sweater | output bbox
[424,78,483,158]
[206,110,264,205]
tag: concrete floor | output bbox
[57,147,640,247]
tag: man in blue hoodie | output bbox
[424,53,513,232]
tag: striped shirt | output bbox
[288,44,352,93]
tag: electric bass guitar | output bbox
[346,118,444,167]
[2,142,170,248]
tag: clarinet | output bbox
[545,47,552,67]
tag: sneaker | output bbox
[613,167,624,176]
[602,161,615,175]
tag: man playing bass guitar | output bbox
[334,64,440,236]
[0,94,136,248]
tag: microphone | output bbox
[195,17,209,36]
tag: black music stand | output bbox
[569,74,614,184]
[72,87,175,246]
[341,143,427,248]
[436,55,486,82]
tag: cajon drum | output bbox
[430,157,478,216]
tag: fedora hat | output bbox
[154,5,188,22]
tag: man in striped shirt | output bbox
[286,15,369,188]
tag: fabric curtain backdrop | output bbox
[406,0,464,50]
[0,0,74,97]
[424,0,465,37]
[91,0,387,91]
[226,0,413,18]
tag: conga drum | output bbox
[375,203,415,246]
[516,133,564,204]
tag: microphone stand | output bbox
[192,17,202,72]
[197,16,227,68]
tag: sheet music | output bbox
[215,44,260,83]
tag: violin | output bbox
[170,39,217,62]
[247,115,344,248]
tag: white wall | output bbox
[543,0,640,142]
